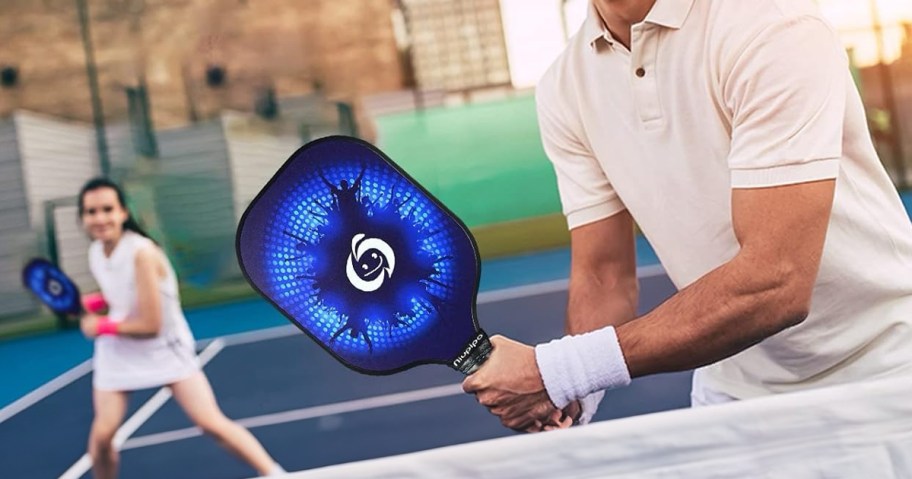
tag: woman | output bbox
[77,178,285,478]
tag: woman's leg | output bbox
[89,388,129,479]
[170,371,282,475]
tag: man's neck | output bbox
[592,0,656,49]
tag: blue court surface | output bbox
[3,187,910,479]
[0,243,694,479]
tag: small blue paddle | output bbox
[22,258,83,316]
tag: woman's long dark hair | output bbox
[78,177,154,241]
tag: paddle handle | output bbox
[450,330,493,375]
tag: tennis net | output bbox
[271,373,912,478]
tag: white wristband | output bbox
[577,390,605,425]
[534,326,631,409]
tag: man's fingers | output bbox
[539,414,572,432]
[476,390,502,407]
[545,408,564,425]
[531,399,556,420]
[503,414,537,432]
[562,399,582,423]
[462,373,485,393]
[523,420,545,434]
[489,334,511,348]
[500,402,555,431]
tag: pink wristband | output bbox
[83,293,108,314]
[96,316,119,336]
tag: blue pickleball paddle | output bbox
[22,258,83,316]
[236,136,492,375]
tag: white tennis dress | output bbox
[88,230,199,391]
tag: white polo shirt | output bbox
[537,0,912,398]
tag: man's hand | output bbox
[462,335,576,432]
[560,400,582,426]
[536,400,583,432]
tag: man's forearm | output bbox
[617,253,810,378]
[539,273,635,410]
[566,270,638,335]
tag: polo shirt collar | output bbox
[585,0,696,48]
[644,0,696,30]
[584,2,613,48]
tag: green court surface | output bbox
[375,94,561,228]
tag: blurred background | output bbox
[0,0,910,335]
[1,1,911,477]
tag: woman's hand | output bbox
[80,314,100,339]
[81,292,109,314]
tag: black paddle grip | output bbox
[450,329,493,375]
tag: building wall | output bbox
[0,118,38,317]
[53,203,97,294]
[16,111,100,228]
[15,111,100,294]
[857,26,912,186]
[0,0,405,128]
[894,27,912,185]
[221,111,305,224]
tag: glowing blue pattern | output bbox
[266,164,451,351]
[238,137,480,374]
[22,259,82,315]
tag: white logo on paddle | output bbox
[346,234,396,292]
[48,279,62,296]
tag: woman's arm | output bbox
[106,246,165,338]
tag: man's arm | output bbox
[611,16,843,376]
[559,210,639,423]
[618,180,834,376]
[566,210,639,335]
[465,14,843,429]
[465,179,835,424]
[462,212,639,430]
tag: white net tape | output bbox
[277,373,912,478]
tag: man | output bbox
[463,0,912,432]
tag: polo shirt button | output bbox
[635,67,646,78]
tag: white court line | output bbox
[215,264,668,347]
[0,270,588,425]
[1,265,668,425]
[58,339,226,479]
[122,383,465,451]
[476,264,666,305]
[118,264,670,452]
[4,263,669,464]
[0,359,93,425]
[221,324,297,347]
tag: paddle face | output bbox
[237,136,483,374]
[22,258,82,316]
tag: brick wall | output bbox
[0,0,404,128]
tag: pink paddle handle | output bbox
[82,293,108,314]
[96,316,119,336]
